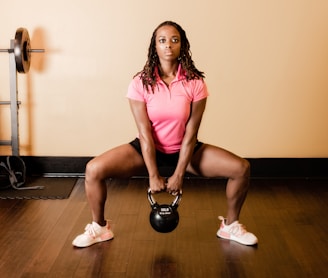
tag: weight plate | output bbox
[14,28,31,73]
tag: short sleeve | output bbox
[126,76,145,102]
[192,79,209,102]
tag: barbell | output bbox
[0,27,44,73]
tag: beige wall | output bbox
[0,0,327,158]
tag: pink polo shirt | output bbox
[127,65,209,154]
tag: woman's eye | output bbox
[159,38,166,43]
[172,38,179,43]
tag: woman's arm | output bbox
[167,98,207,192]
[129,99,166,192]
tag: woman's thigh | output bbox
[86,143,147,179]
[187,144,249,178]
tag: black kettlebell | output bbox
[147,188,182,233]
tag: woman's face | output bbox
[155,25,181,63]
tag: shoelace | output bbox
[219,216,247,237]
[228,222,247,237]
[84,223,98,238]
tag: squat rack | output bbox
[0,28,44,156]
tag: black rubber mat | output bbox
[0,177,77,199]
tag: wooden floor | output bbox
[0,177,327,278]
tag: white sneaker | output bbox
[72,221,114,248]
[217,216,258,246]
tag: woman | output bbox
[72,21,257,247]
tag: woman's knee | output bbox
[229,158,251,179]
[85,158,106,182]
[235,158,250,178]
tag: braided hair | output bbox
[135,21,205,92]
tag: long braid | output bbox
[135,21,205,93]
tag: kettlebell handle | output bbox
[147,188,182,208]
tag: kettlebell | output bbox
[147,188,182,233]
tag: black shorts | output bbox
[129,138,203,168]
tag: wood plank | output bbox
[0,178,327,277]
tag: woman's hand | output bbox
[149,175,166,193]
[166,174,183,195]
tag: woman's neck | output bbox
[158,62,179,78]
